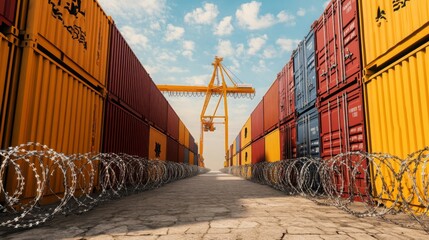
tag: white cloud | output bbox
[276,38,301,52]
[158,51,177,62]
[182,40,195,58]
[216,40,235,57]
[168,66,189,73]
[297,8,306,17]
[236,43,245,57]
[120,25,149,49]
[277,11,296,25]
[185,74,210,85]
[165,24,185,42]
[185,3,219,25]
[236,1,276,30]
[324,0,331,8]
[248,35,268,55]
[150,22,161,31]
[252,60,269,72]
[98,0,166,18]
[263,46,276,59]
[214,16,234,36]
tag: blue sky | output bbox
[98,0,330,170]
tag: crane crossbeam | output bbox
[157,85,255,94]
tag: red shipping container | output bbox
[0,0,17,28]
[108,24,151,118]
[280,119,297,160]
[103,100,149,158]
[149,81,168,132]
[167,104,179,140]
[263,79,279,133]
[178,145,185,163]
[251,100,264,141]
[279,60,295,123]
[167,137,179,162]
[251,137,265,164]
[319,84,367,197]
[315,0,362,100]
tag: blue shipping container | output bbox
[294,29,316,115]
[236,135,241,153]
[297,107,320,158]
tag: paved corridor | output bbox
[1,172,428,239]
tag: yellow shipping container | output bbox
[264,129,281,162]
[365,42,429,210]
[232,154,237,166]
[7,44,104,202]
[359,0,429,70]
[189,151,194,165]
[18,0,111,86]
[232,139,236,156]
[179,120,185,145]
[0,33,18,149]
[149,126,167,160]
[241,145,252,165]
[241,117,252,149]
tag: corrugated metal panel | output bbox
[179,120,185,145]
[189,134,195,151]
[251,100,264,140]
[365,43,429,209]
[103,100,149,158]
[194,152,198,166]
[184,148,189,164]
[364,42,429,158]
[178,144,185,163]
[235,134,241,153]
[149,82,168,132]
[19,0,111,86]
[167,104,179,140]
[280,119,297,160]
[184,126,190,148]
[108,24,151,118]
[167,136,179,162]
[7,45,104,201]
[232,154,237,166]
[0,33,17,149]
[263,79,279,132]
[149,126,167,160]
[316,0,362,99]
[297,107,320,158]
[279,60,295,123]
[0,0,17,27]
[359,0,429,70]
[241,145,252,165]
[241,117,251,149]
[189,152,194,165]
[295,29,317,114]
[251,137,265,164]
[232,139,236,155]
[264,128,281,162]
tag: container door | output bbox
[305,30,317,108]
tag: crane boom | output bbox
[157,57,255,167]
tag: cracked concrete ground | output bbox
[1,172,427,239]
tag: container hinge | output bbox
[320,70,327,77]
[344,52,353,60]
[330,64,337,70]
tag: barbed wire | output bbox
[221,148,429,233]
[0,142,209,229]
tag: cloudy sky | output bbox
[98,0,330,170]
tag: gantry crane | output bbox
[157,56,255,166]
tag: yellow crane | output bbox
[157,56,255,167]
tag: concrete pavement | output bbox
[1,172,428,239]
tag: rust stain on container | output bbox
[7,45,103,202]
[263,79,279,133]
[19,0,111,86]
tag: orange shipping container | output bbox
[18,0,111,86]
[149,126,167,160]
[189,151,195,165]
[179,120,185,145]
[7,44,104,202]
[184,127,190,148]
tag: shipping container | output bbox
[189,134,195,152]
[184,126,190,148]
[167,137,179,162]
[235,134,241,154]
[358,0,429,70]
[251,100,264,140]
[241,145,252,165]
[103,100,149,158]
[319,85,367,196]
[149,126,167,160]
[0,32,18,149]
[108,23,151,118]
[179,120,185,145]
[167,104,179,140]
[189,152,195,165]
[229,144,233,166]
[232,154,237,166]
[178,144,185,163]
[297,107,320,158]
[264,128,281,162]
[194,153,198,166]
[0,0,17,28]
[263,79,280,133]
[316,0,362,99]
[365,42,429,210]
[240,117,251,149]
[232,139,236,156]
[251,137,265,164]
[149,82,168,132]
[19,0,111,86]
[7,44,104,202]
[279,60,295,123]
[295,29,317,114]
[280,119,297,160]
[184,148,189,164]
